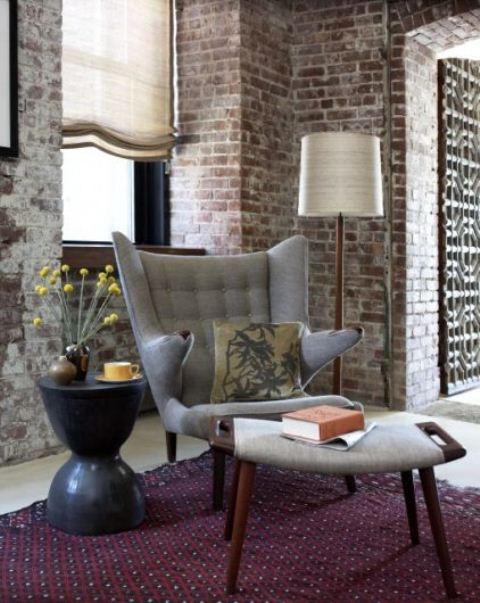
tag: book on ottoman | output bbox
[282,405,365,443]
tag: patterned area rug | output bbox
[1,453,479,602]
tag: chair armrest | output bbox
[140,330,194,412]
[300,328,363,387]
[142,330,193,363]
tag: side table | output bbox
[38,375,147,535]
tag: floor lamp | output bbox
[298,132,383,396]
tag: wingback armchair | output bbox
[113,233,363,508]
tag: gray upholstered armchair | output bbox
[113,233,363,508]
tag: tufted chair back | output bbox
[113,233,309,407]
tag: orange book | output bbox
[282,405,364,442]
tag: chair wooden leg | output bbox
[226,461,256,595]
[165,431,177,463]
[344,475,356,493]
[225,459,241,541]
[213,449,226,511]
[419,467,458,599]
[401,470,419,545]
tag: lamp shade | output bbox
[298,132,383,217]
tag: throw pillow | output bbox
[210,320,306,403]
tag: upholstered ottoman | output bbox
[210,417,466,598]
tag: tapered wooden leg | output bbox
[344,475,356,493]
[227,461,256,595]
[401,470,419,545]
[165,431,177,463]
[225,459,241,541]
[419,467,458,599]
[213,449,226,511]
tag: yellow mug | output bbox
[104,361,140,381]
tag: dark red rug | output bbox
[1,453,479,603]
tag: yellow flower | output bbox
[53,269,61,278]
[34,284,43,294]
[98,272,107,279]
[107,276,116,284]
[108,284,121,297]
[103,316,112,326]
[49,276,57,286]
[79,268,89,277]
[39,266,50,278]
[63,283,74,294]
[105,265,114,274]
[37,286,49,297]
[33,317,43,327]
[97,279,107,288]
[61,264,70,273]
[109,313,119,323]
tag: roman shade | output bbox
[62,0,174,160]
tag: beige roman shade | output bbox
[62,0,174,160]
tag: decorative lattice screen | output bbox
[439,58,480,395]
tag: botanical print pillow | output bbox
[210,320,306,403]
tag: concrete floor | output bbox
[0,407,479,515]
[447,386,480,406]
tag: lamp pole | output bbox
[298,132,383,398]
[333,212,344,396]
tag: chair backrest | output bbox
[113,233,309,406]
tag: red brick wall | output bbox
[239,0,295,252]
[172,1,390,405]
[171,0,480,411]
[170,0,243,255]
[387,0,480,408]
[172,0,295,254]
[4,0,480,466]
[292,0,387,404]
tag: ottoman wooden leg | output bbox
[419,467,458,599]
[401,470,419,545]
[344,475,356,493]
[165,431,177,463]
[213,449,226,511]
[225,459,241,541]
[227,461,256,595]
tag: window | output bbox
[63,148,134,242]
[63,147,170,245]
[61,0,173,246]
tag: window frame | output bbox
[134,161,170,246]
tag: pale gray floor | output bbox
[0,407,479,515]
[447,386,480,406]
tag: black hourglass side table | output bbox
[38,375,147,536]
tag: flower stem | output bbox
[60,281,75,343]
[80,282,104,341]
[80,293,112,344]
[77,275,85,344]
[55,289,73,344]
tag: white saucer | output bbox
[95,373,143,384]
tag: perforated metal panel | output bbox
[439,58,480,395]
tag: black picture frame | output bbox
[0,0,18,157]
